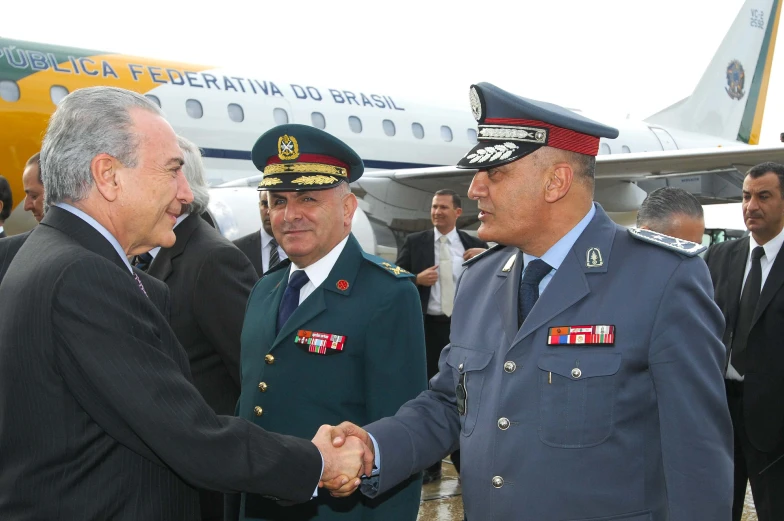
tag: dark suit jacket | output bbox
[0,229,6,238]
[234,229,263,277]
[0,229,171,319]
[705,236,784,452]
[232,234,426,521]
[147,213,258,520]
[396,228,488,313]
[0,207,321,521]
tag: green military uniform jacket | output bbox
[234,233,427,521]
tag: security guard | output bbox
[226,124,426,521]
[328,83,734,520]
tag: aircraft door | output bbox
[649,127,679,150]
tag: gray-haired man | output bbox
[636,186,705,244]
[0,86,369,521]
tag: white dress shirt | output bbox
[427,227,465,316]
[726,227,784,380]
[260,228,287,272]
[289,235,349,304]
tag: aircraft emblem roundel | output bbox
[725,60,745,100]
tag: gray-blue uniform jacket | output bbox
[363,204,733,521]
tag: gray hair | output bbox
[40,86,163,207]
[637,187,704,228]
[178,135,210,215]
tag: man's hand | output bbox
[312,424,367,492]
[463,247,487,261]
[416,266,439,286]
[319,422,376,497]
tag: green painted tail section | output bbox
[0,38,109,82]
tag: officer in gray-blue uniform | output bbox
[328,83,734,520]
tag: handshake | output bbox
[311,422,374,497]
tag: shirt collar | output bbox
[749,225,784,263]
[434,226,460,244]
[0,226,4,235]
[289,235,350,289]
[55,202,133,273]
[149,213,189,259]
[260,227,275,248]
[523,204,596,269]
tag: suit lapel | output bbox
[724,237,748,327]
[513,205,615,348]
[754,239,784,325]
[423,229,435,267]
[147,214,200,281]
[249,231,263,275]
[493,249,523,345]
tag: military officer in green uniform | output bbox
[225,124,427,521]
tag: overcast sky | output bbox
[3,0,783,143]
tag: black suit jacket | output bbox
[0,207,320,521]
[234,229,263,277]
[705,236,784,452]
[0,230,32,283]
[396,228,488,313]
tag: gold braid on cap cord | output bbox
[263,163,348,177]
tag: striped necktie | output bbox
[268,238,281,272]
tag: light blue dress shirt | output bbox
[54,202,133,273]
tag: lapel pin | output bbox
[586,247,603,268]
[336,279,349,291]
[502,254,517,272]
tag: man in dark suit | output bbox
[0,175,11,238]
[0,86,369,521]
[228,124,426,521]
[704,161,784,521]
[395,188,486,482]
[234,188,287,276]
[145,135,258,521]
[22,152,45,223]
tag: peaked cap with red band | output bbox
[457,82,619,169]
[252,123,364,191]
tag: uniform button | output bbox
[498,417,510,430]
[504,361,516,373]
[258,382,268,392]
[571,367,582,379]
[492,476,504,488]
[254,406,263,416]
[265,354,275,365]
[458,363,464,371]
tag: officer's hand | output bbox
[330,421,375,477]
[416,266,439,286]
[312,425,366,487]
[463,247,487,261]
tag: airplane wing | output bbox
[354,144,784,218]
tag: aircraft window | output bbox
[412,122,425,139]
[440,126,453,142]
[0,80,20,102]
[600,143,611,155]
[186,99,203,119]
[382,119,396,136]
[622,145,631,153]
[50,85,69,105]
[227,103,244,123]
[349,116,363,133]
[145,94,161,108]
[311,112,326,129]
[467,128,478,143]
[273,108,289,125]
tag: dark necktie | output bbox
[134,252,154,272]
[732,246,765,375]
[277,270,310,334]
[518,259,553,328]
[268,238,281,272]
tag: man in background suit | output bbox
[234,189,287,277]
[637,186,705,243]
[22,152,45,223]
[0,86,368,521]
[228,124,426,521]
[395,188,486,482]
[145,135,258,521]
[0,175,11,238]
[704,161,784,521]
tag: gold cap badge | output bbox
[278,135,299,161]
